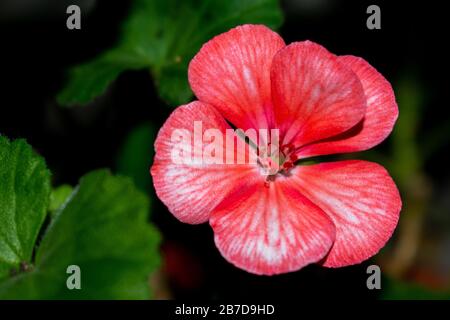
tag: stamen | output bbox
[258,142,298,183]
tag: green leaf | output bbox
[48,185,74,217]
[57,0,283,107]
[116,123,155,192]
[0,170,161,299]
[56,50,149,106]
[0,136,51,280]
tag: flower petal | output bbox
[289,160,401,267]
[297,56,398,158]
[210,176,336,275]
[151,101,259,224]
[188,24,285,131]
[270,41,366,147]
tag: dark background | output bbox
[1,0,449,299]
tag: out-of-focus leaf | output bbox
[390,76,423,185]
[56,50,149,106]
[382,276,450,300]
[48,184,74,217]
[0,170,161,299]
[0,136,51,280]
[57,0,284,107]
[116,123,155,192]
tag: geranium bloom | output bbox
[151,24,401,275]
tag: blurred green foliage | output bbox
[382,276,450,300]
[57,0,283,107]
[390,76,423,186]
[116,123,156,193]
[0,137,160,299]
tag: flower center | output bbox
[258,143,298,184]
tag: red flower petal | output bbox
[297,56,399,158]
[289,160,401,267]
[270,41,366,147]
[188,24,285,131]
[151,101,259,224]
[210,177,336,275]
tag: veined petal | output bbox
[188,24,285,131]
[210,177,336,275]
[270,41,366,147]
[289,160,401,267]
[151,101,259,224]
[297,56,398,158]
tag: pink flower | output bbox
[151,24,401,275]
